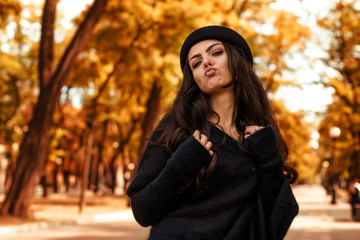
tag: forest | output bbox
[0,0,359,218]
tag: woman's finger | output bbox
[205,141,212,150]
[244,126,256,135]
[193,130,200,141]
[244,125,264,138]
[200,134,208,146]
[193,131,213,156]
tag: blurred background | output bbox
[0,0,360,239]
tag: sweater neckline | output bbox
[210,123,239,142]
[209,123,244,153]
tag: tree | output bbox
[272,101,319,183]
[317,0,360,179]
[1,0,109,218]
[64,0,314,184]
[0,1,318,210]
[0,0,21,28]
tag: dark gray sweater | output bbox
[126,119,298,240]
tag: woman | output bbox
[126,25,299,240]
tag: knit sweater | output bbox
[126,119,298,240]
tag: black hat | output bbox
[180,25,253,71]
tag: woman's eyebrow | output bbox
[189,43,223,62]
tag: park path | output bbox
[2,184,360,240]
[1,209,150,240]
[285,184,360,240]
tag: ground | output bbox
[0,192,130,226]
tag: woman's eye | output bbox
[193,61,201,68]
[212,50,223,56]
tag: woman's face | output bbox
[188,40,233,96]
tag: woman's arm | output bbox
[246,126,298,239]
[126,124,212,227]
[246,126,285,216]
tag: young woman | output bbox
[127,25,299,240]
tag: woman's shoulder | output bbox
[151,114,172,135]
[149,114,173,141]
[157,113,172,129]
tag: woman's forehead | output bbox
[188,39,223,59]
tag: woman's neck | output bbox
[209,91,239,139]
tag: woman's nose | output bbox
[202,56,213,67]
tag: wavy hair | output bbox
[154,42,297,189]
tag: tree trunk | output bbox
[38,0,57,89]
[138,80,162,158]
[108,117,140,193]
[0,0,108,218]
[94,159,103,194]
[94,150,103,193]
[122,160,127,193]
[53,162,59,193]
[109,156,118,194]
[79,124,96,213]
[87,153,94,190]
[94,120,107,193]
[1,88,62,218]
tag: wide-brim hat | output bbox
[180,25,253,72]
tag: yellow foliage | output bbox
[0,54,24,77]
[0,0,326,182]
[329,77,354,104]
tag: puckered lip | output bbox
[205,67,216,76]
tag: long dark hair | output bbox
[154,41,297,188]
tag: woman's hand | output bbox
[193,130,214,156]
[244,125,264,139]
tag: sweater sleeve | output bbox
[245,126,297,218]
[268,177,299,240]
[126,122,212,227]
